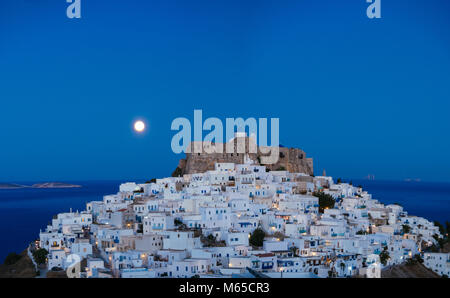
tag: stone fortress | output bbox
[173,134,313,176]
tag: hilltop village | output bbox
[31,156,450,278]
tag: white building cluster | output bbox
[38,160,445,278]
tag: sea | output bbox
[0,179,449,263]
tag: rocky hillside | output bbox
[0,250,37,278]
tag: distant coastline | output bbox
[0,182,82,190]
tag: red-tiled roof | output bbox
[255,253,275,257]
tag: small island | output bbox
[0,183,28,189]
[0,182,81,190]
[31,182,81,189]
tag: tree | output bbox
[312,192,335,213]
[201,234,225,247]
[336,178,342,184]
[340,262,346,272]
[273,231,285,241]
[289,246,299,257]
[249,228,265,247]
[33,248,48,265]
[401,224,411,234]
[145,178,156,184]
[434,221,446,236]
[277,166,286,171]
[379,247,390,266]
[4,252,21,265]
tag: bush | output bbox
[249,228,265,247]
[33,248,48,265]
[434,221,446,236]
[312,191,335,213]
[4,252,21,265]
[273,232,285,240]
[401,224,411,234]
[379,247,390,266]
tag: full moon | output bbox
[134,120,145,132]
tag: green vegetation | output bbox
[336,178,342,184]
[273,231,285,241]
[401,224,411,234]
[32,248,48,265]
[426,221,450,252]
[289,246,299,257]
[276,166,286,171]
[312,191,335,213]
[201,234,226,247]
[379,246,390,266]
[145,178,156,184]
[4,252,21,265]
[434,221,446,236]
[249,228,265,247]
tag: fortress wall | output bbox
[175,137,313,176]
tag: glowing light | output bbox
[134,120,146,132]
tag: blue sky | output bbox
[0,0,449,182]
